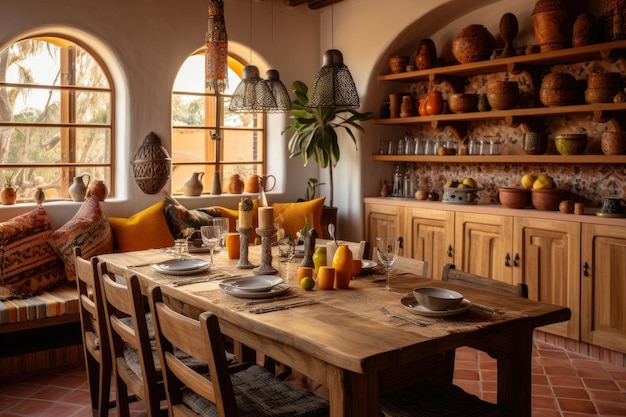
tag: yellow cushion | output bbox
[273,197,325,240]
[109,200,175,252]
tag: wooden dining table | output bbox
[98,245,571,417]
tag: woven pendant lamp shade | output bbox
[229,65,277,112]
[264,69,292,112]
[132,132,171,194]
[308,49,359,109]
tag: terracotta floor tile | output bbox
[1,339,624,417]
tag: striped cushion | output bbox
[49,196,114,281]
[0,283,79,325]
[0,207,66,297]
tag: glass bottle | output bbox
[392,164,403,197]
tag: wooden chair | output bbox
[74,247,115,417]
[99,262,166,417]
[379,263,523,417]
[392,255,428,277]
[148,285,330,417]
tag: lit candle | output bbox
[258,206,274,230]
[238,198,253,228]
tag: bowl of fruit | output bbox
[442,178,481,204]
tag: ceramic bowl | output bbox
[448,93,479,113]
[554,133,587,155]
[413,287,464,311]
[531,188,570,211]
[587,72,622,89]
[498,187,532,209]
[486,81,519,110]
[389,56,410,74]
[585,88,618,103]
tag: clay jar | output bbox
[183,172,204,196]
[601,131,626,155]
[423,91,443,115]
[540,72,577,106]
[69,173,90,202]
[226,174,245,194]
[415,38,437,70]
[452,24,495,64]
[532,0,576,52]
[86,180,108,201]
[572,13,596,47]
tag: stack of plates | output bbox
[219,275,288,299]
[400,293,472,318]
[151,258,211,276]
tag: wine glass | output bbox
[212,217,230,255]
[200,225,222,266]
[375,237,400,290]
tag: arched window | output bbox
[0,37,114,202]
[171,52,266,195]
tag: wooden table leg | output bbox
[328,368,379,417]
[495,329,533,417]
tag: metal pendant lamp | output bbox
[229,65,277,112]
[308,4,359,109]
[308,48,359,109]
[264,69,292,112]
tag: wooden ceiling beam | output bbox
[285,0,345,9]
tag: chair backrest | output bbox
[99,262,162,415]
[74,247,110,360]
[393,256,428,277]
[148,285,239,417]
[441,264,528,298]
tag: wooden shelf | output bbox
[379,40,626,82]
[371,154,626,164]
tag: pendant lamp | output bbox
[264,69,292,112]
[229,65,278,112]
[308,49,359,109]
[205,0,228,92]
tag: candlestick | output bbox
[236,226,255,269]
[258,206,274,230]
[254,228,278,275]
[238,202,253,228]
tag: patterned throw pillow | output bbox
[109,199,175,252]
[163,197,214,238]
[0,208,66,298]
[273,197,325,241]
[49,196,114,280]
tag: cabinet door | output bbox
[364,204,404,257]
[513,217,580,339]
[404,207,454,279]
[454,212,513,283]
[581,224,626,354]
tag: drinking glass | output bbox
[212,217,230,254]
[375,237,400,290]
[200,225,222,266]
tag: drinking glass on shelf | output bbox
[200,225,222,266]
[375,237,400,290]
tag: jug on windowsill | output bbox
[69,174,90,202]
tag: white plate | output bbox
[151,258,211,275]
[401,296,472,317]
[219,275,284,292]
[361,259,377,270]
[222,283,291,299]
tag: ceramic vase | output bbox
[424,91,443,115]
[87,180,108,201]
[452,24,495,64]
[69,174,90,202]
[572,13,596,47]
[1,187,17,205]
[34,187,46,205]
[415,38,437,70]
[183,172,204,196]
[332,244,353,289]
[532,0,576,52]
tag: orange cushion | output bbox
[273,197,325,241]
[108,199,175,252]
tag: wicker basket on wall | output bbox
[132,132,171,194]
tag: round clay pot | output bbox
[486,81,519,110]
[572,13,597,47]
[452,24,496,64]
[86,180,108,201]
[601,131,626,155]
[539,72,577,106]
[415,38,437,70]
[585,88,619,104]
[587,72,623,89]
[389,56,410,74]
[448,93,479,113]
[532,0,576,52]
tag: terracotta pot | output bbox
[1,187,17,205]
[86,180,108,201]
[389,56,409,74]
[226,174,244,194]
[540,72,577,106]
[415,38,437,70]
[424,91,443,115]
[532,0,576,52]
[486,81,519,110]
[452,24,495,64]
[601,132,626,155]
[572,13,597,47]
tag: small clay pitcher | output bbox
[1,187,18,205]
[424,91,443,115]
[87,180,108,201]
[69,174,90,202]
[183,172,204,196]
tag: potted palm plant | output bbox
[283,80,373,208]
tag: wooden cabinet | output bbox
[364,203,404,257]
[453,212,514,284]
[581,223,626,354]
[403,207,454,279]
[513,217,581,339]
